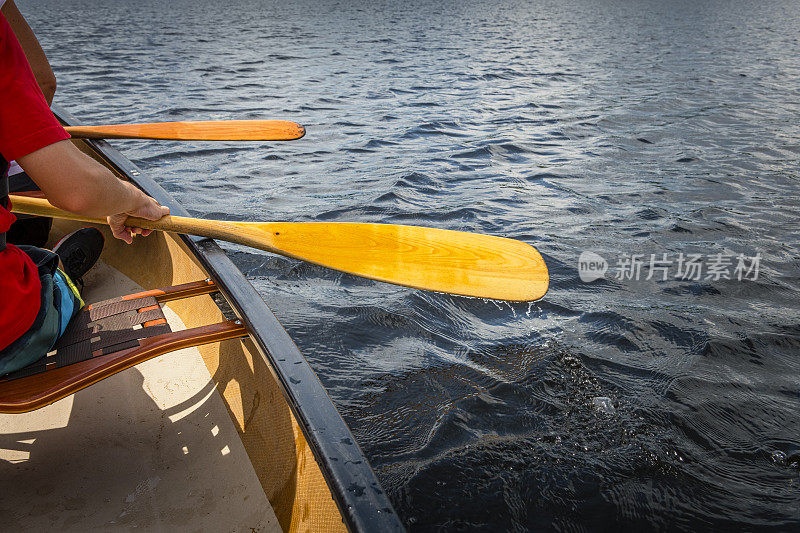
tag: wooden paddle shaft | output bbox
[8,195,259,250]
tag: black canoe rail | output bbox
[51,104,403,533]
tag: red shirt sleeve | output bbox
[0,13,70,162]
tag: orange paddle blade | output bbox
[10,195,549,301]
[64,120,305,141]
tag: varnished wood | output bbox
[10,195,550,301]
[0,321,247,414]
[64,120,306,141]
[120,278,218,302]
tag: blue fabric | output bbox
[54,270,77,336]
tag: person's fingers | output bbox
[107,214,131,244]
[128,226,156,237]
[122,227,134,244]
[113,226,132,244]
[108,200,166,242]
[137,201,170,221]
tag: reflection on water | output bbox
[23,0,800,528]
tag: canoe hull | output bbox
[0,103,403,531]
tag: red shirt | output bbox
[0,12,70,351]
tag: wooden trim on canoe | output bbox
[119,278,219,302]
[0,321,247,414]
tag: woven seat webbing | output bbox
[89,295,158,321]
[1,294,171,383]
[58,297,162,346]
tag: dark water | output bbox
[23,0,800,529]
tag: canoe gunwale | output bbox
[50,104,403,532]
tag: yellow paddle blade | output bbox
[225,222,549,301]
[64,120,305,141]
[9,195,548,301]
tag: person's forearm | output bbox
[16,140,151,217]
[2,0,56,105]
[55,166,150,218]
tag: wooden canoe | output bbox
[0,104,402,532]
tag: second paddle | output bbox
[64,119,306,141]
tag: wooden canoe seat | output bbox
[0,280,247,414]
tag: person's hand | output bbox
[107,194,170,244]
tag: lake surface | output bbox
[23,0,800,529]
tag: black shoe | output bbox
[7,216,53,248]
[53,228,105,284]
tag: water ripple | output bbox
[26,0,800,529]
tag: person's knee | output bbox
[7,216,52,248]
